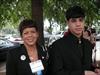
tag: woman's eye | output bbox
[31,31,35,33]
[23,32,28,34]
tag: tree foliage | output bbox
[0,0,100,30]
[43,0,100,29]
[0,0,31,29]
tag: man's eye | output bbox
[71,19,76,22]
[79,18,83,22]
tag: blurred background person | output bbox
[83,26,91,41]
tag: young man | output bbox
[47,6,100,75]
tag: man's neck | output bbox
[70,31,82,38]
[75,34,82,38]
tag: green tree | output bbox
[0,0,31,29]
[0,0,100,44]
[43,0,100,30]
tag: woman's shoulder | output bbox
[8,44,22,53]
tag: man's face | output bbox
[67,17,85,37]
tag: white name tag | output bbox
[29,60,44,73]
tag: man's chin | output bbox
[74,32,82,37]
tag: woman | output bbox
[6,19,48,75]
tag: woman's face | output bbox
[22,27,39,46]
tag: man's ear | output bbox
[66,20,68,24]
[66,20,69,27]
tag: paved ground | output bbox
[96,41,100,61]
[0,62,6,75]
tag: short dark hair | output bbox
[65,6,85,20]
[18,19,38,36]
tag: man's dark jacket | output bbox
[47,32,93,75]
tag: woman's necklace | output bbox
[29,56,34,60]
[28,48,38,62]
[29,55,38,61]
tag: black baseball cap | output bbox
[65,5,85,20]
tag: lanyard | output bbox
[37,70,43,75]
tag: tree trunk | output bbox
[31,0,44,45]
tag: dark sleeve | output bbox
[47,43,84,75]
[83,41,93,70]
[6,50,17,75]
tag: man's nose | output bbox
[76,20,81,26]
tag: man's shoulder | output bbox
[48,37,67,50]
[82,38,94,47]
[52,37,66,45]
[82,38,91,43]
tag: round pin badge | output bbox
[20,55,26,61]
[42,56,44,59]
